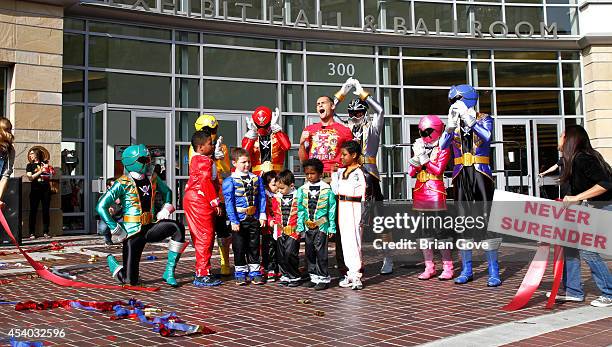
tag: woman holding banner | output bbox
[555,125,612,308]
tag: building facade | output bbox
[0,0,611,235]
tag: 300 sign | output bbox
[327,63,355,77]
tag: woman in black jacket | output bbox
[26,147,55,239]
[554,125,612,308]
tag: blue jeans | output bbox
[97,220,113,244]
[562,204,612,299]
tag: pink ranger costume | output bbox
[407,115,454,280]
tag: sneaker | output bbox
[590,296,612,308]
[288,281,301,287]
[266,274,276,283]
[235,277,247,286]
[546,292,584,302]
[302,281,316,288]
[314,282,329,291]
[194,275,222,287]
[277,281,289,287]
[43,233,51,239]
[380,257,393,275]
[351,278,364,290]
[251,275,265,285]
[29,235,36,240]
[339,276,352,288]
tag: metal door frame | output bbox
[496,119,533,195]
[531,118,562,197]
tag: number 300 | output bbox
[328,63,355,77]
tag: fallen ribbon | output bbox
[0,241,66,256]
[14,299,214,337]
[0,210,159,292]
[502,244,550,311]
[9,338,43,347]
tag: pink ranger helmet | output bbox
[418,115,445,144]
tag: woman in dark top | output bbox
[552,125,612,308]
[26,147,56,239]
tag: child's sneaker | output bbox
[266,272,277,282]
[351,278,364,290]
[252,275,265,285]
[314,282,329,291]
[339,276,352,288]
[194,276,222,287]
[235,273,247,286]
[590,296,612,307]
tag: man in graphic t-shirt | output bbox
[298,96,353,175]
[298,95,353,276]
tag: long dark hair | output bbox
[560,125,612,184]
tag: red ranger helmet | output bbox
[252,106,272,128]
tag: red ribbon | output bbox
[0,241,66,256]
[0,210,159,292]
[546,245,564,309]
[502,244,550,311]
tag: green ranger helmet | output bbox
[121,144,150,174]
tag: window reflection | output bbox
[203,80,277,110]
[204,47,276,80]
[495,63,558,87]
[497,90,560,115]
[403,60,467,86]
[320,0,361,28]
[404,89,449,115]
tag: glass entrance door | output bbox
[90,105,172,233]
[496,119,561,197]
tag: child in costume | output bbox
[331,141,375,290]
[298,158,337,290]
[98,144,187,287]
[190,114,233,276]
[408,115,453,280]
[184,131,222,287]
[271,170,301,287]
[222,148,267,285]
[261,171,279,282]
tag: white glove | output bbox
[270,107,282,133]
[461,108,477,128]
[447,101,467,130]
[408,156,421,167]
[412,138,425,157]
[214,136,224,159]
[244,118,257,140]
[156,203,176,221]
[111,224,128,243]
[338,78,355,96]
[418,152,430,165]
[352,78,365,97]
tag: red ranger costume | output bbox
[408,115,454,281]
[242,106,291,176]
[271,190,301,284]
[184,151,221,287]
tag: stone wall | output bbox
[583,45,612,163]
[0,0,63,236]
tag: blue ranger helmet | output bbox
[448,84,478,109]
[121,144,150,174]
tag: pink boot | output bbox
[438,249,454,280]
[418,249,436,280]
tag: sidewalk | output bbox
[0,237,610,346]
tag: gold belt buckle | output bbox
[142,212,152,225]
[463,153,474,166]
[305,220,317,229]
[283,225,294,235]
[260,161,272,172]
[416,171,428,183]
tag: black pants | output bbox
[215,204,231,239]
[305,228,330,282]
[232,217,261,272]
[453,166,495,241]
[277,234,301,280]
[29,186,51,236]
[262,234,278,274]
[118,220,185,285]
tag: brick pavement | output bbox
[0,238,610,346]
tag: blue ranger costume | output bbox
[439,84,502,287]
[222,171,266,284]
[97,144,187,287]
